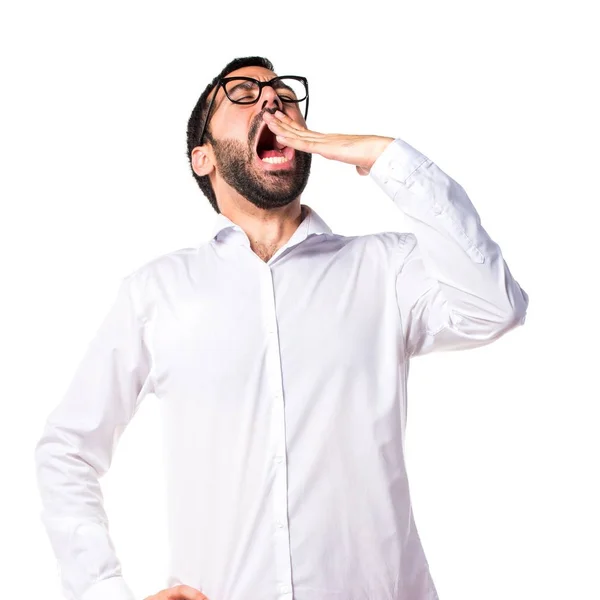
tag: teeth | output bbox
[261,156,290,164]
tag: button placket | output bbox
[262,265,294,599]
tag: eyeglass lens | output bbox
[224,77,307,104]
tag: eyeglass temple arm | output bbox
[199,81,222,146]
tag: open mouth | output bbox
[254,122,294,167]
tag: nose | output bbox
[260,84,284,113]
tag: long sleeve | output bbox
[33,272,155,600]
[369,138,529,357]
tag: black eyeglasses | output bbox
[198,75,309,146]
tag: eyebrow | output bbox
[228,81,255,95]
[274,80,294,93]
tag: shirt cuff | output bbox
[81,576,136,600]
[368,137,491,264]
[369,138,429,188]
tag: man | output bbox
[34,56,529,600]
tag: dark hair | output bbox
[186,56,275,214]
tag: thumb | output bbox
[182,584,209,599]
[166,584,210,599]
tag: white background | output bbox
[1,1,598,599]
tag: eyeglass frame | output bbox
[197,75,309,147]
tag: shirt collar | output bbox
[210,204,332,249]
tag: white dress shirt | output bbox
[34,138,528,600]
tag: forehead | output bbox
[226,65,277,80]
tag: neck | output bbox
[220,201,307,262]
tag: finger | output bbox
[264,112,323,138]
[265,119,323,142]
[272,109,308,132]
[264,115,306,136]
[274,133,321,154]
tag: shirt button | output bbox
[279,584,291,594]
[274,455,283,463]
[276,520,285,528]
[432,202,442,215]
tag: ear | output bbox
[191,145,215,177]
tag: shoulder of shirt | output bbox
[316,230,417,271]
[117,245,204,320]
[339,230,415,252]
[121,244,205,283]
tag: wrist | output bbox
[367,136,395,171]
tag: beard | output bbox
[208,115,312,211]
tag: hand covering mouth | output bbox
[254,121,287,159]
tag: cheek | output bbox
[290,107,306,127]
[214,109,252,140]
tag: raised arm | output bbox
[261,111,528,358]
[369,138,528,356]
